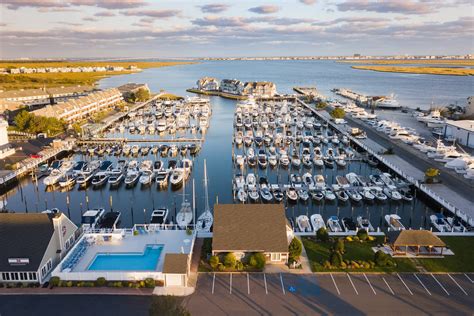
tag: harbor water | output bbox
[3,60,472,229]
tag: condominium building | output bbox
[196,77,219,91]
[220,79,244,95]
[31,88,123,123]
[242,81,277,97]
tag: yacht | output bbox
[430,213,451,232]
[342,217,357,232]
[91,172,109,187]
[124,170,140,187]
[310,214,326,232]
[170,168,185,188]
[356,216,374,232]
[81,208,105,230]
[58,172,77,188]
[376,95,401,109]
[385,214,405,231]
[139,170,155,186]
[150,208,168,226]
[446,216,466,232]
[176,180,193,229]
[296,215,312,232]
[327,216,343,232]
[43,169,64,186]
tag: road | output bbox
[1,273,473,315]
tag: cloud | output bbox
[2,0,148,10]
[95,11,116,17]
[336,0,437,15]
[83,17,98,22]
[198,3,230,13]
[120,9,181,18]
[56,21,83,26]
[0,23,7,27]
[248,5,280,14]
[300,0,317,4]
[191,16,314,27]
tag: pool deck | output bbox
[71,230,193,273]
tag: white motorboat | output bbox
[356,216,374,232]
[43,169,64,186]
[327,216,343,232]
[383,187,402,200]
[91,172,109,187]
[108,172,124,186]
[81,208,105,230]
[323,186,336,201]
[170,168,185,188]
[286,187,298,203]
[310,214,326,232]
[58,173,77,188]
[446,217,466,232]
[296,215,312,232]
[139,170,155,186]
[77,171,94,187]
[430,213,451,232]
[385,214,405,231]
[124,170,140,187]
[150,208,168,225]
[155,170,169,187]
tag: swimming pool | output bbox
[87,244,163,271]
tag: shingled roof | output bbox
[162,254,188,274]
[0,213,55,272]
[387,230,446,247]
[212,204,289,253]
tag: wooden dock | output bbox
[77,137,204,145]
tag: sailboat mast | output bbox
[204,159,210,211]
[192,178,195,226]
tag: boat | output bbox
[72,161,88,175]
[271,185,284,202]
[323,186,336,201]
[310,189,324,201]
[139,170,155,186]
[108,172,124,186]
[335,175,350,188]
[430,213,451,232]
[310,214,326,232]
[98,211,121,229]
[43,169,64,186]
[196,160,213,232]
[286,187,298,203]
[176,176,193,229]
[150,208,169,225]
[155,170,169,187]
[248,186,260,202]
[446,217,466,232]
[58,173,77,188]
[335,189,349,202]
[91,172,109,187]
[361,189,375,201]
[298,189,310,202]
[124,170,140,187]
[77,171,94,187]
[327,216,343,232]
[81,208,105,230]
[170,168,185,188]
[375,94,401,109]
[296,215,312,232]
[371,188,387,201]
[383,187,402,201]
[356,216,374,232]
[342,217,357,232]
[385,214,405,231]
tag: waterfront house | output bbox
[386,230,446,257]
[220,79,244,95]
[443,120,474,148]
[212,204,292,264]
[31,88,123,123]
[117,83,150,99]
[197,77,219,91]
[0,212,78,284]
[0,117,15,159]
[242,81,277,97]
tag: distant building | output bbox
[465,96,474,117]
[117,83,150,100]
[242,81,277,97]
[0,117,15,159]
[220,79,244,95]
[0,212,78,284]
[443,120,474,148]
[196,77,219,91]
[212,204,292,264]
[32,88,123,123]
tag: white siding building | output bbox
[444,120,474,148]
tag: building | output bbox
[31,88,123,123]
[162,253,190,287]
[212,204,292,264]
[0,117,15,159]
[0,86,93,110]
[117,83,150,100]
[0,212,78,284]
[386,230,446,257]
[443,120,474,148]
[466,96,474,117]
[242,81,277,97]
[219,79,244,95]
[196,77,219,91]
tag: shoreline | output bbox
[351,65,474,76]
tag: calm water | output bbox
[4,60,469,229]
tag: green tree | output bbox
[334,238,345,254]
[374,250,391,267]
[288,237,303,263]
[149,296,190,316]
[329,251,343,267]
[223,252,237,269]
[316,227,329,242]
[330,108,345,119]
[14,110,34,131]
[135,88,150,102]
[209,255,219,269]
[249,253,266,270]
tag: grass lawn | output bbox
[417,237,474,272]
[302,236,417,272]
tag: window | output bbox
[28,272,37,281]
[2,272,10,281]
[12,272,19,280]
[270,253,281,262]
[20,272,28,281]
[47,260,52,271]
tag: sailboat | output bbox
[176,175,193,229]
[196,160,214,232]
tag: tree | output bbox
[288,237,303,263]
[149,296,190,316]
[316,227,329,242]
[209,255,219,269]
[249,253,266,270]
[223,253,237,268]
[374,250,392,267]
[334,238,345,254]
[330,108,345,119]
[135,88,150,102]
[329,251,343,267]
[316,101,327,109]
[14,110,33,131]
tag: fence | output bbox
[296,99,473,227]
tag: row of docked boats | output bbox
[41,158,193,190]
[294,214,375,233]
[77,143,201,158]
[106,96,211,136]
[232,171,413,204]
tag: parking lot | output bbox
[184,272,474,315]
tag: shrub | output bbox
[316,227,329,242]
[340,261,347,269]
[235,260,244,271]
[330,108,345,119]
[288,237,303,263]
[149,295,190,316]
[223,253,237,269]
[133,230,139,236]
[346,236,353,242]
[209,255,220,269]
[186,228,193,236]
[155,280,164,287]
[83,282,95,287]
[374,250,391,266]
[330,251,343,267]
[322,260,332,269]
[145,278,155,288]
[356,229,369,241]
[49,276,60,287]
[249,253,266,270]
[217,263,225,272]
[96,277,107,287]
[334,238,345,254]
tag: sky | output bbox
[0,0,473,59]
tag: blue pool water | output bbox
[88,245,163,271]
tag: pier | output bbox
[76,137,204,145]
[296,98,474,227]
[293,86,325,99]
